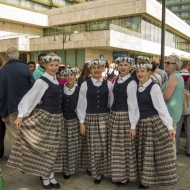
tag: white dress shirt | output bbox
[110,74,140,129]
[138,79,173,130]
[18,72,59,118]
[64,84,76,95]
[76,77,112,124]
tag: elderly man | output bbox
[0,47,34,149]
[162,54,184,157]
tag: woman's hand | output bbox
[14,117,23,129]
[169,129,176,139]
[130,129,136,139]
[80,123,86,135]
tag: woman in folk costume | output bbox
[135,56,177,189]
[77,59,112,184]
[7,53,64,189]
[108,57,139,186]
[60,68,81,180]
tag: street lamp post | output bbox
[160,0,166,69]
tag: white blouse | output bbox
[76,77,112,124]
[64,84,76,95]
[110,74,140,129]
[18,72,59,118]
[138,79,173,130]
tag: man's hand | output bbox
[80,123,86,135]
[14,117,23,129]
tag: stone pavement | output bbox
[1,136,190,190]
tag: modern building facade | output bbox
[157,0,190,26]
[0,0,190,67]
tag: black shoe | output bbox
[138,184,149,189]
[86,169,92,176]
[63,173,70,180]
[0,156,8,163]
[40,177,53,189]
[116,181,129,186]
[186,153,190,157]
[49,177,60,189]
[94,177,102,184]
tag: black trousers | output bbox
[0,117,6,158]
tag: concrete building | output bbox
[157,0,190,26]
[0,0,190,67]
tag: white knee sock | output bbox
[49,172,57,184]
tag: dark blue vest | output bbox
[137,82,158,119]
[86,78,109,113]
[111,77,134,111]
[62,86,79,120]
[37,76,63,114]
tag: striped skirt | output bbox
[108,110,137,182]
[85,113,109,178]
[7,109,64,178]
[136,114,177,187]
[63,118,81,175]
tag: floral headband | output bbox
[87,60,105,68]
[134,63,153,70]
[42,55,61,63]
[115,57,134,64]
[137,55,150,63]
[60,67,78,76]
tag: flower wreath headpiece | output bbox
[134,55,152,69]
[87,59,105,68]
[42,55,61,63]
[60,67,78,76]
[115,57,134,64]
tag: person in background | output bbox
[77,59,112,184]
[60,68,81,180]
[77,61,91,88]
[135,56,177,189]
[33,52,47,80]
[58,65,67,85]
[162,54,184,157]
[27,61,36,73]
[0,47,34,149]
[7,53,64,189]
[153,59,168,84]
[0,57,7,163]
[176,61,190,156]
[108,57,139,186]
[149,61,162,87]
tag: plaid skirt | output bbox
[7,109,64,178]
[85,113,109,178]
[63,118,81,175]
[136,114,177,187]
[108,110,137,182]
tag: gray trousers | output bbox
[176,114,190,154]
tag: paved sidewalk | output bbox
[1,136,190,190]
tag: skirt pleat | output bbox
[63,118,81,175]
[108,110,137,182]
[85,113,109,178]
[136,114,177,187]
[7,109,64,178]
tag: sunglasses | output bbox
[165,62,175,65]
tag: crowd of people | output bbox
[0,46,189,189]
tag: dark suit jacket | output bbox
[0,59,34,117]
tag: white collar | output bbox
[64,84,76,92]
[119,73,131,81]
[44,72,57,81]
[139,78,152,87]
[91,77,103,83]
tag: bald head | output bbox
[6,47,19,60]
[152,59,160,68]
